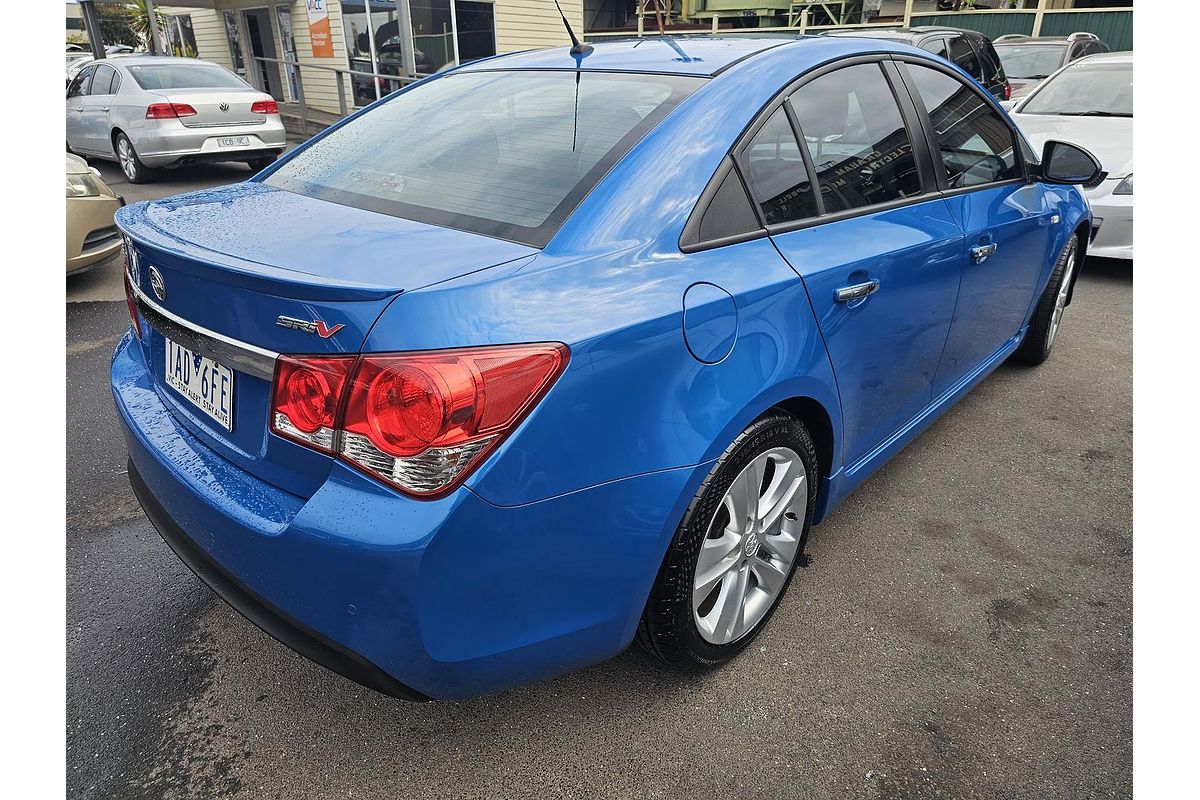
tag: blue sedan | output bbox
[112,36,1102,700]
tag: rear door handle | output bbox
[970,243,999,264]
[100,106,110,112]
[835,279,880,303]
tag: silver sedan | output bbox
[66,56,287,184]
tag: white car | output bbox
[1009,51,1132,260]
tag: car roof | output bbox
[454,34,925,78]
[103,55,227,69]
[994,37,1072,46]
[825,26,985,41]
[1078,50,1132,64]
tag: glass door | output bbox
[276,5,300,102]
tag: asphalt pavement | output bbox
[67,161,1132,800]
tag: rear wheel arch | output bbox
[772,396,834,493]
[109,127,124,156]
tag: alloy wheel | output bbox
[692,447,807,645]
[118,138,136,181]
[1046,247,1077,349]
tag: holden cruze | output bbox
[112,36,1102,700]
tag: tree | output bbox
[124,1,167,51]
[86,4,140,49]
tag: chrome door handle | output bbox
[101,106,110,112]
[835,279,880,303]
[970,243,999,264]
[75,106,84,112]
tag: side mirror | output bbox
[1040,140,1107,189]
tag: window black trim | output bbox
[678,155,766,253]
[889,54,1032,190]
[679,50,1041,253]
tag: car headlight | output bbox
[66,173,101,198]
[1113,173,1133,195]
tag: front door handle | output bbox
[75,106,84,112]
[970,243,999,264]
[100,106,110,112]
[835,279,880,303]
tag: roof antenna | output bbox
[552,0,593,57]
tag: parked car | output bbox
[113,36,1099,701]
[66,56,286,183]
[993,32,1111,99]
[66,50,140,86]
[66,153,123,276]
[825,26,1011,99]
[1009,51,1132,260]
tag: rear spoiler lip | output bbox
[115,203,406,303]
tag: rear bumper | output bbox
[135,120,287,168]
[111,331,696,700]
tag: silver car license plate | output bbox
[165,338,235,431]
[217,136,250,148]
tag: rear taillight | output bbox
[145,103,197,119]
[1003,82,1012,101]
[251,100,279,114]
[270,344,568,498]
[122,269,141,340]
[270,355,355,451]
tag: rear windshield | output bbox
[994,44,1067,79]
[264,70,703,247]
[127,64,247,90]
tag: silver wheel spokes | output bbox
[1047,249,1076,349]
[118,139,135,179]
[693,447,807,645]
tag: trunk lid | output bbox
[116,182,538,498]
[159,87,270,128]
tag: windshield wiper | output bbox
[1057,110,1131,117]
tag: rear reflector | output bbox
[270,344,569,498]
[123,269,141,340]
[146,102,197,119]
[251,100,279,114]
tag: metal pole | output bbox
[1032,0,1048,37]
[799,7,808,34]
[449,0,460,68]
[294,63,309,135]
[363,0,382,101]
[78,0,106,60]
[396,0,418,77]
[903,0,914,28]
[711,14,718,33]
[144,0,162,55]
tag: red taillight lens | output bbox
[251,100,279,114]
[268,344,569,497]
[270,355,355,451]
[122,268,141,340]
[145,102,197,119]
[1003,82,1012,101]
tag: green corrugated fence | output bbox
[1039,12,1133,52]
[912,10,1132,52]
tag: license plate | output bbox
[217,136,250,148]
[165,338,235,431]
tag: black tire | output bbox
[247,155,277,172]
[1014,235,1080,365]
[115,132,155,184]
[637,411,819,670]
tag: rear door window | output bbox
[788,63,924,213]
[948,35,983,82]
[92,64,117,95]
[266,70,702,247]
[920,37,949,59]
[903,63,1022,189]
[740,107,818,225]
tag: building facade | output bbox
[156,1,581,115]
